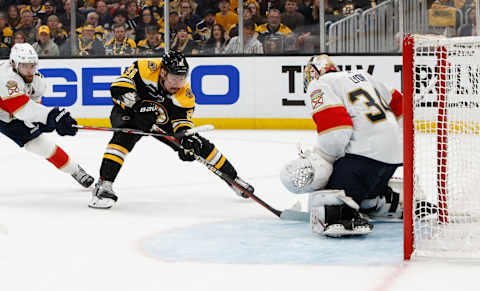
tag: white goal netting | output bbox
[409,35,480,259]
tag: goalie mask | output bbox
[303,54,338,91]
[280,150,333,194]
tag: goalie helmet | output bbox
[162,49,189,75]
[280,150,333,194]
[9,43,39,71]
[303,54,338,91]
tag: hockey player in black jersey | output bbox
[89,50,254,209]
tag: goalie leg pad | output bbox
[309,190,373,237]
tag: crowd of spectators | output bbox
[0,0,390,57]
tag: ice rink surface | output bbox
[0,129,479,291]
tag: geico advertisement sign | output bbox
[38,64,240,107]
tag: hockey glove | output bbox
[46,108,78,136]
[132,100,158,132]
[177,134,203,162]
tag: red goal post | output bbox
[403,34,480,260]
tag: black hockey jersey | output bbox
[110,59,195,135]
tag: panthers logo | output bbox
[6,80,19,95]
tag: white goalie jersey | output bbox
[0,60,48,123]
[306,70,403,165]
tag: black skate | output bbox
[72,165,94,188]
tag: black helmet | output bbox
[162,49,189,75]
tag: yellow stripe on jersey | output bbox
[108,144,129,154]
[104,154,124,165]
[215,155,226,169]
[171,85,195,108]
[206,147,217,162]
[138,59,162,84]
[111,81,136,90]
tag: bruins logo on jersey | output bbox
[185,87,194,99]
[148,61,159,72]
[140,101,169,124]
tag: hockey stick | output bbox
[73,124,214,138]
[152,127,307,221]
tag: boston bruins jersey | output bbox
[110,59,195,135]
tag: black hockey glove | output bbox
[177,134,203,162]
[132,100,158,132]
[46,107,78,136]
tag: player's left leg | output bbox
[0,120,94,188]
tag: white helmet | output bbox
[280,149,333,194]
[303,54,338,91]
[9,43,39,71]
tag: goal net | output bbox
[403,34,480,260]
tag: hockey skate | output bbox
[323,216,374,238]
[89,179,118,209]
[361,187,403,222]
[71,165,94,188]
[226,176,254,199]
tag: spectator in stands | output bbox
[95,0,113,30]
[0,12,14,48]
[32,25,59,56]
[135,6,157,43]
[458,6,476,36]
[227,5,257,38]
[429,0,459,37]
[137,24,164,55]
[27,0,47,25]
[17,9,37,44]
[224,19,263,54]
[7,5,21,30]
[59,0,85,31]
[42,0,59,25]
[246,0,265,25]
[282,0,305,33]
[46,14,67,47]
[216,0,238,31]
[13,30,27,45]
[105,23,136,56]
[78,11,105,41]
[165,11,185,43]
[257,8,293,53]
[104,9,134,42]
[144,0,163,22]
[62,24,104,56]
[125,0,139,32]
[179,0,202,33]
[171,22,200,55]
[195,9,216,42]
[202,23,227,54]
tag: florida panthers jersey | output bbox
[0,61,48,123]
[306,70,403,165]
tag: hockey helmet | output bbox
[304,54,338,90]
[9,43,39,71]
[161,49,189,75]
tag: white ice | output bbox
[0,130,479,291]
